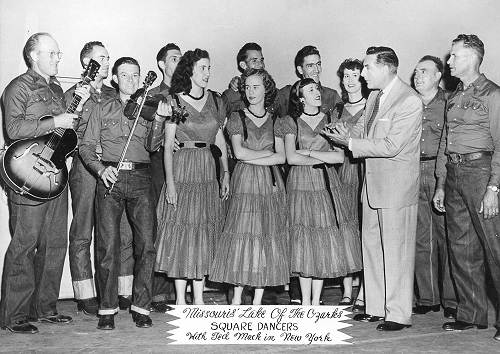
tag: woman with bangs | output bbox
[154,48,230,305]
[335,58,369,310]
[279,78,362,305]
[210,68,289,305]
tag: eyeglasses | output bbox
[39,50,63,60]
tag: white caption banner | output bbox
[167,305,352,345]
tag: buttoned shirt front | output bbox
[80,96,151,175]
[436,74,500,185]
[420,88,445,157]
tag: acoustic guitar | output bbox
[0,60,100,201]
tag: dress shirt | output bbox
[80,96,151,175]
[436,74,500,185]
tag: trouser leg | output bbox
[68,154,97,300]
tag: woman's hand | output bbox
[220,172,230,200]
[166,183,177,210]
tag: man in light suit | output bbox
[324,46,422,331]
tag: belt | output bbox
[102,161,151,170]
[177,141,223,187]
[178,141,208,148]
[447,151,492,164]
[420,155,437,162]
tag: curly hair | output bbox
[288,78,317,119]
[337,58,369,103]
[169,48,210,95]
[238,68,277,109]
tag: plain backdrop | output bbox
[1,0,499,298]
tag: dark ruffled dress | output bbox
[278,114,362,278]
[210,112,289,287]
[155,93,226,279]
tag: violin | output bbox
[124,86,165,121]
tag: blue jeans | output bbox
[95,168,156,315]
[415,160,457,308]
[68,154,135,300]
[445,156,500,327]
[0,190,68,326]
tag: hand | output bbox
[53,112,78,129]
[479,189,499,219]
[432,188,446,213]
[166,183,177,210]
[220,172,230,200]
[229,76,240,92]
[99,166,118,188]
[156,99,172,117]
[75,84,91,111]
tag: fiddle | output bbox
[124,86,165,121]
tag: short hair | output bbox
[288,78,317,119]
[23,32,51,68]
[337,58,370,103]
[238,68,277,109]
[156,43,181,63]
[111,57,140,76]
[79,41,105,67]
[294,46,320,78]
[418,55,444,75]
[452,34,484,64]
[170,48,210,95]
[236,42,262,73]
[366,46,399,73]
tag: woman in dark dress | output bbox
[280,78,362,305]
[335,59,369,310]
[155,49,230,305]
[210,68,288,305]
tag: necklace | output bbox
[247,107,267,118]
[347,96,364,104]
[303,108,320,116]
[187,89,205,100]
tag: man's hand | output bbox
[321,122,350,147]
[53,112,78,129]
[75,84,91,111]
[229,76,240,92]
[479,189,499,219]
[432,188,446,213]
[99,166,118,188]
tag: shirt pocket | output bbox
[102,118,121,140]
[462,97,488,120]
[26,91,51,120]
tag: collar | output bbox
[423,87,445,107]
[378,76,398,106]
[27,68,59,86]
[457,73,487,91]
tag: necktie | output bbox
[366,90,384,133]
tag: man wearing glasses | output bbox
[0,32,90,334]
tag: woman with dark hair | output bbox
[335,59,369,310]
[278,79,362,305]
[154,48,230,305]
[210,68,288,305]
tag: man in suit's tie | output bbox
[323,46,422,331]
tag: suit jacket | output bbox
[350,77,422,209]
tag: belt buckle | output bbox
[449,154,462,164]
[119,161,133,170]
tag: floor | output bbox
[1,286,498,353]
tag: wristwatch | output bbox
[487,185,499,193]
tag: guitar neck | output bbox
[67,93,82,114]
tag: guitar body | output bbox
[0,124,77,201]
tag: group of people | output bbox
[0,32,498,342]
